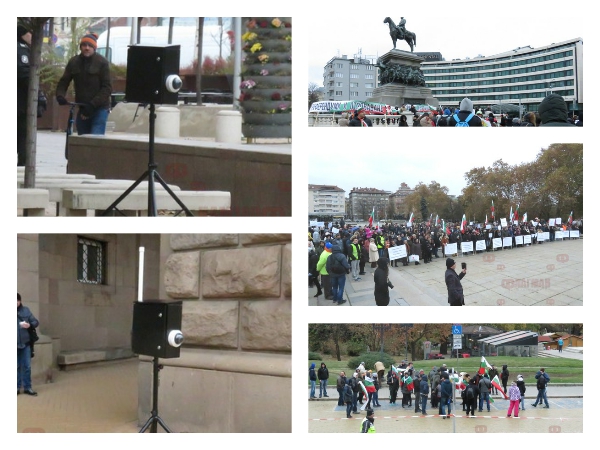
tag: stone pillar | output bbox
[137,233,292,432]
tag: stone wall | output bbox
[137,233,292,432]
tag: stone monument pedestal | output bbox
[369,49,439,108]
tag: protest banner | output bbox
[555,230,564,240]
[493,238,502,249]
[500,218,507,227]
[445,243,457,255]
[476,240,486,251]
[524,235,532,245]
[503,237,512,248]
[388,245,407,260]
[549,218,555,226]
[515,236,524,245]
[571,230,580,238]
[331,227,339,235]
[461,241,474,253]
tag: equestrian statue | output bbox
[383,16,417,52]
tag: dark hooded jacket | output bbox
[326,244,350,278]
[538,94,575,127]
[373,257,393,306]
[17,302,39,350]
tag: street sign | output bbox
[452,325,462,335]
[453,335,462,350]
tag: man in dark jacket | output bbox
[538,94,576,127]
[17,293,40,396]
[440,377,453,418]
[337,371,347,406]
[419,374,429,415]
[478,374,492,412]
[318,362,330,398]
[348,107,373,127]
[464,379,480,417]
[445,258,466,305]
[326,244,350,305]
[532,368,550,408]
[56,32,112,135]
[17,25,32,167]
[447,98,482,127]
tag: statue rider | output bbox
[397,17,406,40]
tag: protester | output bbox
[538,94,576,127]
[337,371,347,406]
[374,257,394,306]
[309,363,317,399]
[348,108,373,127]
[517,374,526,411]
[360,408,376,433]
[445,258,466,306]
[507,381,521,417]
[532,368,550,408]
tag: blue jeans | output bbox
[337,388,345,406]
[479,392,490,411]
[346,402,353,417]
[373,390,380,406]
[331,275,346,302]
[310,380,316,398]
[520,395,526,410]
[533,388,549,406]
[352,391,358,412]
[76,108,109,135]
[440,396,451,415]
[421,395,428,414]
[17,345,32,390]
[319,380,328,397]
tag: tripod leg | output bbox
[156,415,173,433]
[154,172,194,217]
[139,415,155,433]
[100,171,149,216]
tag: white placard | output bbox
[476,240,486,251]
[500,218,507,227]
[543,232,550,240]
[388,245,407,260]
[493,238,502,249]
[513,220,519,225]
[445,243,457,255]
[537,233,546,241]
[555,230,564,239]
[515,236,524,245]
[556,218,562,225]
[488,233,493,238]
[498,225,501,231]
[549,218,556,226]
[461,241,473,253]
[316,222,325,228]
[331,227,339,235]
[309,221,318,227]
[524,235,532,244]
[532,221,539,227]
[571,230,580,238]
[503,237,513,248]
[486,225,491,229]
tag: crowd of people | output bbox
[340,95,581,127]
[308,218,582,305]
[313,359,552,425]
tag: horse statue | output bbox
[383,17,417,52]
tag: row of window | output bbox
[436,89,575,103]
[423,58,573,76]
[428,70,574,86]
[330,73,375,79]
[431,80,574,93]
[424,47,576,70]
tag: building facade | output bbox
[309,184,345,217]
[323,54,378,101]
[17,233,291,433]
[422,38,583,114]
[349,187,391,221]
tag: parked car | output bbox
[427,353,445,360]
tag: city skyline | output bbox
[308,8,582,86]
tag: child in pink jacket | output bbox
[507,381,521,417]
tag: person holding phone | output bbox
[445,258,466,306]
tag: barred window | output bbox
[77,237,106,284]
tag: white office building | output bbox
[422,38,583,114]
[309,184,345,217]
[323,54,379,101]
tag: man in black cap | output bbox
[360,408,376,433]
[348,108,373,127]
[56,32,112,135]
[445,258,466,306]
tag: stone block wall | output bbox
[137,233,291,432]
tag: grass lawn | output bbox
[309,355,582,385]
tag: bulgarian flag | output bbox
[428,213,433,226]
[435,215,440,226]
[514,204,520,221]
[368,207,374,227]
[509,205,513,222]
[358,381,369,410]
[450,372,466,390]
[491,200,495,219]
[485,214,488,226]
[407,212,414,227]
[403,375,414,391]
[491,375,508,399]
[522,212,528,223]
[567,211,573,226]
[478,356,492,376]
[460,214,467,234]
[363,376,376,393]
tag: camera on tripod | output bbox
[132,300,183,359]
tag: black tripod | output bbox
[101,103,193,216]
[139,356,172,433]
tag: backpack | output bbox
[330,255,346,275]
[454,112,474,127]
[536,377,546,390]
[466,385,475,400]
[343,384,353,403]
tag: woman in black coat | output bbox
[374,257,394,306]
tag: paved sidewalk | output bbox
[309,239,582,306]
[17,358,140,433]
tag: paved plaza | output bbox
[309,238,582,306]
[307,389,583,433]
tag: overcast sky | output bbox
[308,7,582,86]
[308,133,580,197]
